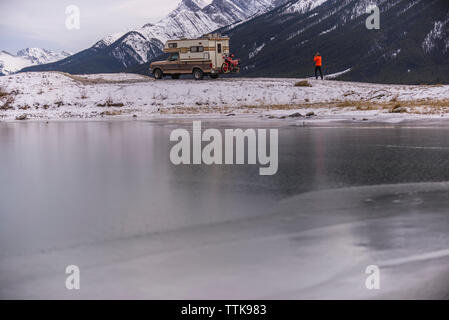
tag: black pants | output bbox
[315,66,323,80]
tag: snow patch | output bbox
[249,43,266,59]
[422,15,449,54]
[324,68,351,79]
[283,0,328,14]
[319,25,336,35]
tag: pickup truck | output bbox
[150,35,239,80]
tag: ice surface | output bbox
[2,182,449,299]
[1,122,449,299]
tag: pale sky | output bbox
[0,0,211,54]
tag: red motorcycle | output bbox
[221,54,240,73]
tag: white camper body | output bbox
[164,34,230,69]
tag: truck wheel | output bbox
[193,69,204,80]
[153,69,163,80]
[210,74,219,79]
[171,74,180,79]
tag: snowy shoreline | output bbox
[1,72,449,123]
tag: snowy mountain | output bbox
[220,0,449,84]
[94,0,292,50]
[23,0,449,83]
[0,48,71,75]
[16,48,72,65]
[23,0,289,74]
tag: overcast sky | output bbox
[0,0,210,54]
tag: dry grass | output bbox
[336,99,449,114]
[0,86,9,98]
[101,110,123,116]
[343,91,356,97]
[63,73,153,85]
[97,97,125,107]
[158,99,449,116]
[294,80,312,87]
[80,90,88,99]
[0,96,15,110]
[159,103,319,115]
[54,100,64,108]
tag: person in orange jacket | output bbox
[314,52,323,80]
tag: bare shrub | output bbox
[391,103,408,113]
[80,90,88,99]
[0,86,9,98]
[294,80,312,87]
[97,97,124,107]
[15,114,28,121]
[54,100,64,107]
[101,110,122,116]
[0,96,15,110]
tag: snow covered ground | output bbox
[1,72,449,122]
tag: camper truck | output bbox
[150,34,240,80]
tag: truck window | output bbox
[217,44,222,54]
[168,43,177,48]
[168,53,179,61]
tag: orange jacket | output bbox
[314,55,322,67]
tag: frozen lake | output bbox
[1,119,449,299]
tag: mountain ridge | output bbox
[218,0,449,84]
[0,48,71,76]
